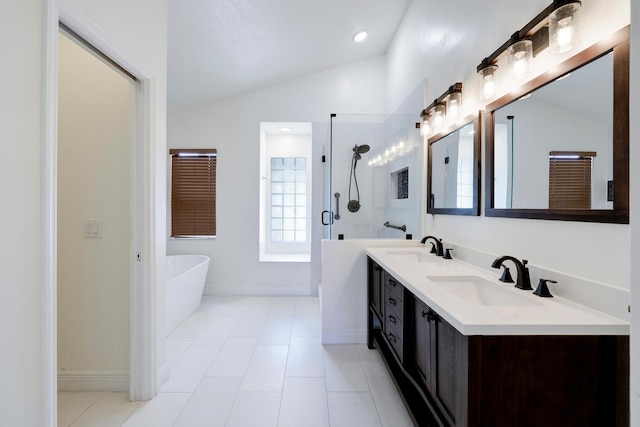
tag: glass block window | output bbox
[270,157,307,243]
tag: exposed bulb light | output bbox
[420,114,432,137]
[549,2,581,54]
[432,104,446,132]
[446,91,462,120]
[478,64,498,100]
[353,30,368,42]
[508,39,533,81]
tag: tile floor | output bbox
[58,296,414,427]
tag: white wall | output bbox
[385,0,630,289]
[0,0,167,423]
[57,34,131,387]
[168,55,387,295]
[0,2,45,425]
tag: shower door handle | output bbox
[321,210,334,225]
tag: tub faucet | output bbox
[420,235,444,257]
[491,255,533,290]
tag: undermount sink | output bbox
[426,275,543,307]
[385,249,440,263]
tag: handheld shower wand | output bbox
[348,144,370,212]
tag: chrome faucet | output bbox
[491,255,533,290]
[420,235,444,257]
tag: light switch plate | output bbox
[83,219,103,238]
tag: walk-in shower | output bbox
[324,114,423,240]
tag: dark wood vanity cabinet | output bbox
[412,298,467,426]
[367,257,629,427]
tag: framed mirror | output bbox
[485,26,629,224]
[427,113,481,216]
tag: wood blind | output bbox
[548,151,595,209]
[170,149,217,237]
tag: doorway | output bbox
[56,30,135,394]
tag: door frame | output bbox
[42,0,159,424]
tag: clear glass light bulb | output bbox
[478,65,498,100]
[549,3,580,54]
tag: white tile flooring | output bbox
[58,296,414,427]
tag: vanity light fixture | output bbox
[420,111,432,137]
[478,62,498,100]
[419,82,463,138]
[507,39,533,81]
[549,2,581,53]
[432,103,446,132]
[476,0,581,99]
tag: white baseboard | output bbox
[57,370,129,392]
[322,330,367,345]
[204,283,312,296]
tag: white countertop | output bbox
[365,246,629,336]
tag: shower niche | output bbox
[326,114,422,240]
[391,167,409,200]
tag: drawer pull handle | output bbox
[388,298,397,306]
[388,333,396,343]
[388,279,397,287]
[389,315,396,324]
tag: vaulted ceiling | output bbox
[168,0,411,113]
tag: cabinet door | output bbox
[413,297,432,388]
[433,314,460,426]
[369,260,384,320]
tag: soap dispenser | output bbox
[533,279,557,297]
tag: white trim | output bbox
[321,330,368,344]
[41,1,60,425]
[57,371,130,392]
[260,253,311,263]
[204,284,312,296]
[42,1,158,424]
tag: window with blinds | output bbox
[548,151,595,209]
[170,149,217,237]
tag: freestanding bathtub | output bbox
[165,255,210,337]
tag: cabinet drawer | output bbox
[385,293,403,322]
[384,274,403,301]
[385,324,403,361]
[386,310,402,329]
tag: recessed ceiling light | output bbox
[280,127,291,132]
[353,30,368,42]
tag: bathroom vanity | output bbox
[366,247,629,427]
